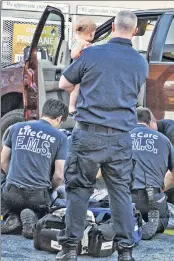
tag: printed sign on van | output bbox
[77,5,136,16]
[12,23,59,63]
[2,1,69,13]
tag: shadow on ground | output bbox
[1,233,173,261]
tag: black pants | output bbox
[1,184,51,218]
[131,189,169,233]
[58,126,135,248]
[165,188,174,204]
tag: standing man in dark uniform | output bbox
[57,11,148,261]
[130,108,174,240]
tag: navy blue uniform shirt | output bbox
[130,124,174,189]
[4,120,68,189]
[63,37,149,131]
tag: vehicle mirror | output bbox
[23,46,30,61]
[23,46,49,61]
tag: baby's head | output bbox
[76,17,96,42]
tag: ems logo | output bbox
[15,125,56,158]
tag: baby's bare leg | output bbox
[69,84,80,113]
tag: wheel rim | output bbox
[2,125,12,146]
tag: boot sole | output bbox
[142,210,160,240]
[20,209,37,239]
[118,259,135,261]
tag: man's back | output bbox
[5,119,67,188]
[157,119,174,146]
[64,37,148,131]
[131,124,174,188]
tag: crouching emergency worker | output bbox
[155,119,174,203]
[1,99,68,238]
[130,108,174,240]
[157,119,174,146]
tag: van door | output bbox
[146,13,174,120]
[23,6,72,128]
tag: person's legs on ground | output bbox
[20,188,51,239]
[132,190,160,240]
[155,192,169,233]
[131,190,168,239]
[101,132,135,261]
[1,185,24,234]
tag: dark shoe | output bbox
[1,214,22,234]
[118,244,135,261]
[56,248,77,261]
[142,210,160,240]
[20,208,38,239]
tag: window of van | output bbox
[162,18,174,62]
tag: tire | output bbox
[1,109,24,145]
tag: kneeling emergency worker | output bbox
[1,99,68,238]
[56,10,148,261]
[130,108,174,240]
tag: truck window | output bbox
[92,17,158,59]
[162,18,174,62]
[132,19,157,58]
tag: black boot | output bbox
[20,208,38,239]
[1,213,22,234]
[142,209,160,240]
[118,244,135,261]
[56,247,77,261]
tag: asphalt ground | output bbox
[1,232,174,261]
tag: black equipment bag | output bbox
[33,208,95,254]
[33,207,115,257]
[33,208,66,253]
[85,223,116,257]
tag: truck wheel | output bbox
[1,109,24,146]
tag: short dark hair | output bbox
[42,99,68,122]
[137,107,153,124]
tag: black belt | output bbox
[75,122,123,134]
[131,188,161,194]
[6,183,48,192]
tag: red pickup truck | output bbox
[1,7,174,142]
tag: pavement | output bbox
[1,233,174,261]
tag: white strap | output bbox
[81,225,92,254]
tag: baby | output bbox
[69,17,96,115]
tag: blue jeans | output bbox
[58,126,135,247]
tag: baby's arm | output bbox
[69,84,80,113]
[71,39,89,59]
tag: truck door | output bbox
[146,13,174,120]
[23,6,73,128]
